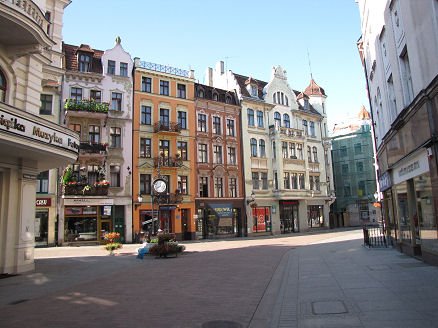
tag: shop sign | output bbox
[0,108,79,153]
[63,198,114,206]
[378,171,392,191]
[282,200,298,205]
[209,203,233,218]
[392,150,429,185]
[36,198,51,207]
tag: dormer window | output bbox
[225,95,232,104]
[197,88,204,98]
[79,54,91,72]
[213,92,219,101]
[250,85,258,97]
[304,99,309,109]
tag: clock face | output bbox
[153,179,167,193]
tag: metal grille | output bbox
[138,61,189,77]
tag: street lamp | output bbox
[247,192,256,205]
[135,194,143,210]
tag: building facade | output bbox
[0,0,79,274]
[194,84,245,238]
[132,58,196,241]
[331,107,378,227]
[207,62,334,235]
[357,0,438,264]
[60,37,133,245]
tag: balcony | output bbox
[153,156,183,168]
[79,142,107,155]
[0,0,52,48]
[152,191,184,204]
[64,99,109,114]
[153,121,182,134]
[137,61,190,78]
[64,184,109,196]
[269,125,304,139]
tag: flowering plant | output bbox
[68,181,79,185]
[82,185,91,194]
[104,232,120,242]
[94,180,110,187]
[103,232,122,254]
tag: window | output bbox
[178,111,187,129]
[315,176,320,191]
[274,172,278,189]
[259,139,266,157]
[273,93,276,103]
[40,94,52,115]
[140,174,151,195]
[197,89,204,98]
[69,123,81,134]
[304,99,309,109]
[283,114,290,128]
[110,165,120,187]
[141,106,151,125]
[274,112,281,127]
[160,108,169,127]
[344,184,351,197]
[273,141,276,158]
[177,84,186,99]
[312,147,318,162]
[36,171,49,193]
[90,90,101,103]
[340,146,347,157]
[199,177,208,197]
[177,141,187,160]
[213,145,222,164]
[213,116,221,134]
[307,146,312,162]
[79,54,91,72]
[247,109,255,126]
[0,69,6,102]
[250,138,257,157]
[215,177,223,197]
[342,164,349,174]
[225,95,232,104]
[140,138,151,158]
[358,180,366,196]
[252,172,259,190]
[87,165,99,186]
[229,178,237,197]
[227,119,235,136]
[107,60,115,75]
[356,161,363,172]
[178,176,187,194]
[310,121,315,136]
[120,62,128,76]
[354,143,362,154]
[88,125,100,143]
[292,173,298,189]
[250,85,258,97]
[257,111,264,127]
[227,147,236,165]
[110,127,121,148]
[387,75,397,121]
[289,143,296,158]
[302,120,308,135]
[284,172,290,189]
[198,144,207,163]
[142,77,151,93]
[400,50,414,105]
[159,140,170,162]
[160,80,169,95]
[299,173,305,189]
[261,172,268,190]
[309,176,314,190]
[71,87,82,101]
[297,144,303,160]
[282,142,288,158]
[111,92,122,111]
[213,92,219,101]
[198,114,207,132]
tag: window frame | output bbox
[141,77,152,93]
[160,80,169,96]
[198,113,207,132]
[111,92,122,111]
[110,165,121,187]
[107,60,116,75]
[120,62,128,76]
[141,105,151,125]
[110,127,121,148]
[226,119,235,136]
[40,94,53,115]
[198,143,208,163]
[178,111,187,130]
[177,83,186,99]
[247,109,255,126]
[140,138,151,158]
[140,174,151,195]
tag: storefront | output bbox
[307,205,324,228]
[196,200,244,239]
[35,197,54,247]
[279,200,299,233]
[252,206,272,233]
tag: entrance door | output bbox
[100,220,111,243]
[181,209,190,240]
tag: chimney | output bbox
[216,61,224,75]
[205,67,213,86]
[134,57,140,67]
[189,70,195,79]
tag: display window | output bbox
[394,182,411,243]
[35,210,48,246]
[252,207,271,232]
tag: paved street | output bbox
[1,228,438,328]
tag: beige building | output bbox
[0,0,79,274]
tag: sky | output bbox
[63,0,369,131]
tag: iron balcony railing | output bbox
[79,142,107,154]
[153,121,182,133]
[153,156,183,168]
[138,61,189,78]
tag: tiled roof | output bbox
[195,83,238,105]
[63,43,104,74]
[358,105,371,119]
[234,73,267,100]
[304,78,326,96]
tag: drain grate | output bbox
[201,320,243,328]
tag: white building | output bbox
[0,0,79,274]
[207,62,334,234]
[60,37,133,245]
[357,0,438,263]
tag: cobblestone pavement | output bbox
[1,229,437,328]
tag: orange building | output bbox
[132,59,196,240]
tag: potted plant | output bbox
[148,232,185,258]
[103,232,122,256]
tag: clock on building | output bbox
[153,178,167,193]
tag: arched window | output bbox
[225,95,232,104]
[283,114,290,128]
[313,147,318,163]
[250,138,257,157]
[274,112,281,127]
[273,93,276,103]
[259,139,266,157]
[213,92,218,101]
[0,69,6,103]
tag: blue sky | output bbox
[63,0,369,129]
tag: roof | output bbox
[358,106,371,119]
[63,43,104,74]
[195,83,239,105]
[304,78,326,96]
[234,73,267,100]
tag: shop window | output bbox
[110,165,120,187]
[308,205,323,227]
[140,174,151,195]
[253,207,271,233]
[35,211,48,245]
[110,127,121,148]
[140,138,151,158]
[107,60,115,75]
[177,176,187,194]
[199,177,208,197]
[36,171,49,193]
[178,111,187,130]
[141,106,151,125]
[120,62,128,76]
[40,94,52,115]
[142,77,152,93]
[65,216,97,242]
[111,92,122,111]
[177,141,188,160]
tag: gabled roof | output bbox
[304,78,326,96]
[234,73,267,100]
[63,43,104,74]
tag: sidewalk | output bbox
[1,229,437,327]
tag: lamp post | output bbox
[135,194,143,210]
